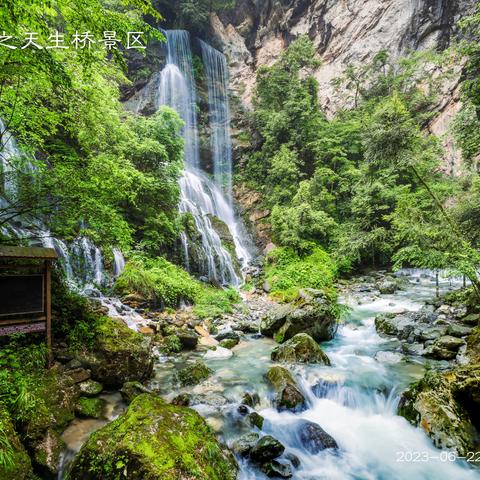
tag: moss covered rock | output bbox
[74,317,153,388]
[120,381,152,404]
[75,397,106,419]
[261,291,337,343]
[265,366,305,411]
[23,365,79,443]
[0,409,33,480]
[220,338,239,349]
[68,393,238,480]
[271,333,331,365]
[175,360,212,387]
[398,365,480,455]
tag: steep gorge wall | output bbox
[212,0,474,112]
[210,0,476,171]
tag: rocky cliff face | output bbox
[212,0,474,112]
[210,0,476,171]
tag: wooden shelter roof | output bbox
[0,246,58,260]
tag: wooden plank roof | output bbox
[0,246,58,260]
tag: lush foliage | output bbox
[0,0,186,257]
[115,254,240,314]
[240,34,480,284]
[156,0,234,32]
[264,247,337,302]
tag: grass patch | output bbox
[193,287,240,319]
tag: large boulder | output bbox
[374,312,416,339]
[271,333,331,365]
[261,290,337,343]
[265,366,305,411]
[74,317,153,388]
[69,393,238,480]
[296,420,338,453]
[398,366,480,455]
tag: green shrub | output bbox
[265,247,337,302]
[115,255,240,317]
[193,287,240,319]
[115,255,200,308]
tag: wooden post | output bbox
[435,271,439,298]
[45,260,53,367]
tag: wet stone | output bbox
[296,420,338,453]
[250,435,285,462]
[231,432,260,457]
[246,412,264,430]
[260,459,293,478]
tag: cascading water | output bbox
[157,30,252,286]
[200,40,233,196]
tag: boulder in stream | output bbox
[75,397,106,418]
[271,333,331,365]
[260,459,293,478]
[261,290,337,343]
[69,393,238,479]
[296,420,338,453]
[175,360,212,386]
[120,381,152,404]
[250,435,285,462]
[265,366,306,411]
[231,432,260,457]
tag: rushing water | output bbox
[156,30,252,285]
[200,39,233,196]
[151,271,480,480]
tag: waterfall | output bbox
[158,30,199,169]
[157,30,252,286]
[113,248,126,277]
[0,117,18,200]
[200,40,233,196]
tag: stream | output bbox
[59,271,480,479]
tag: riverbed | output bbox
[60,271,480,479]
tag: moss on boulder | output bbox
[271,333,331,365]
[75,397,106,419]
[261,291,337,343]
[74,316,153,388]
[68,393,238,480]
[398,365,480,455]
[175,360,212,387]
[265,366,305,412]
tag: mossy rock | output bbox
[265,366,305,412]
[74,316,153,388]
[467,327,480,363]
[219,338,239,349]
[68,393,238,480]
[23,365,78,443]
[78,379,103,397]
[175,360,212,387]
[75,397,106,419]
[398,365,480,455]
[0,409,33,480]
[261,294,338,344]
[120,381,152,404]
[271,333,331,365]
